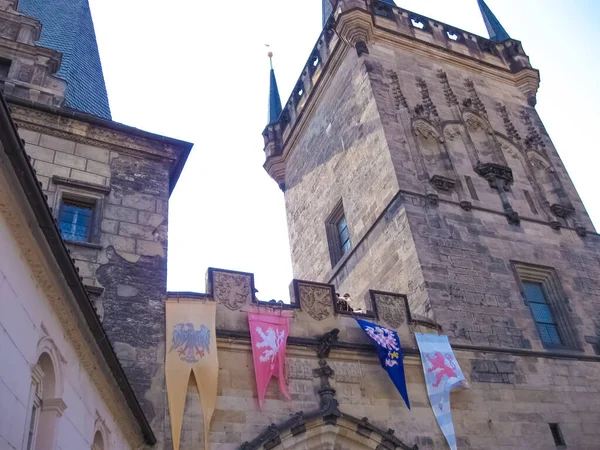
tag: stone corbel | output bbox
[335,3,374,55]
[474,163,520,225]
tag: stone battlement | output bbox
[263,0,537,190]
[168,268,441,352]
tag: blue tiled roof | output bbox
[18,0,111,119]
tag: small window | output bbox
[549,423,566,446]
[337,216,351,257]
[326,200,351,267]
[523,283,562,346]
[512,262,581,350]
[26,393,40,450]
[58,197,94,243]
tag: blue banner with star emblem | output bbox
[356,319,410,409]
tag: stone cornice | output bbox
[9,104,179,162]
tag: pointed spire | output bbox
[267,52,282,125]
[477,0,510,42]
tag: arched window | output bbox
[92,430,104,450]
[25,337,67,450]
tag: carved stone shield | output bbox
[213,271,251,310]
[374,294,406,329]
[299,284,332,321]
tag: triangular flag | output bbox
[356,319,410,409]
[249,311,291,408]
[166,300,219,450]
[415,333,469,450]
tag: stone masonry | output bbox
[258,1,600,449]
[167,270,600,450]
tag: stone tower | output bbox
[264,0,600,359]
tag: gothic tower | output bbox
[264,0,600,385]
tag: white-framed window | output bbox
[23,364,44,450]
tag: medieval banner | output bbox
[166,300,218,450]
[248,311,291,408]
[356,319,410,409]
[415,333,468,450]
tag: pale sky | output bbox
[88,0,600,301]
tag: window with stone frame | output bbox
[512,262,581,350]
[326,200,351,267]
[58,196,96,243]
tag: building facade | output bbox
[1,0,600,449]
[0,0,191,448]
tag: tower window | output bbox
[512,262,581,350]
[338,216,351,257]
[326,200,351,267]
[58,197,95,243]
[523,282,561,346]
[549,423,566,446]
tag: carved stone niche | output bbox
[292,280,335,321]
[429,175,456,191]
[474,163,513,190]
[207,268,254,311]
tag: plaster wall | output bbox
[0,211,131,449]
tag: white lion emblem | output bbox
[255,327,286,369]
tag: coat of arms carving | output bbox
[374,294,407,329]
[299,284,332,321]
[213,271,251,310]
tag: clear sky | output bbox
[88,0,600,301]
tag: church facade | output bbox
[1,0,600,449]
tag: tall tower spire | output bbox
[267,52,282,125]
[477,0,510,42]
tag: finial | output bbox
[267,51,283,125]
[477,0,510,42]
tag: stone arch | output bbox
[36,335,64,398]
[412,119,455,191]
[92,431,104,450]
[31,335,67,450]
[496,135,546,214]
[526,150,573,219]
[463,111,504,165]
[241,412,417,450]
[92,416,110,450]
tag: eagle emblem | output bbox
[170,323,211,363]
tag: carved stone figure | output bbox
[316,328,339,359]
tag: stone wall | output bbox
[169,274,600,450]
[277,26,600,354]
[284,48,399,284]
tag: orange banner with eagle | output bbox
[166,300,218,450]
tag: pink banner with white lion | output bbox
[249,311,291,408]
